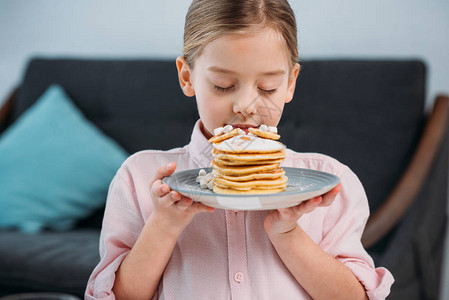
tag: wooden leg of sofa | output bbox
[362,94,449,248]
[0,87,18,129]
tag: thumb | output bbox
[150,162,177,186]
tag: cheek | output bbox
[195,90,230,125]
[256,93,287,125]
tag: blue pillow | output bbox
[0,85,128,233]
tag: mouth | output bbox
[228,124,258,134]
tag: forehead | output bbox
[195,27,291,75]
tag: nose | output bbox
[232,88,259,118]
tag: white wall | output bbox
[0,0,448,108]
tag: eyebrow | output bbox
[207,66,285,77]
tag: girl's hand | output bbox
[264,183,342,235]
[148,162,214,239]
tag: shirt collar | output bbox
[188,119,213,168]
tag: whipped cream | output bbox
[256,124,278,134]
[223,124,233,133]
[197,169,214,190]
[214,127,225,136]
[213,124,278,136]
[213,135,285,152]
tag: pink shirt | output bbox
[85,119,394,300]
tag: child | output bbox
[86,0,394,299]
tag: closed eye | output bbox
[259,88,277,95]
[214,85,235,93]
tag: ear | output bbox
[285,63,300,103]
[176,56,195,97]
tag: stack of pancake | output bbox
[209,130,287,195]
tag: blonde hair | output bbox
[183,0,298,69]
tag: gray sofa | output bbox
[0,58,447,299]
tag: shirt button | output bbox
[234,272,244,283]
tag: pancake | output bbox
[248,127,280,140]
[207,125,288,195]
[212,169,285,181]
[212,161,280,176]
[213,157,284,166]
[214,175,288,190]
[208,128,241,143]
[214,182,287,191]
[213,148,285,161]
[213,135,285,153]
[213,185,286,195]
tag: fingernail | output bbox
[167,162,174,170]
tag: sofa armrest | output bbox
[362,94,449,248]
[0,87,18,132]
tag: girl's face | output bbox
[177,27,300,139]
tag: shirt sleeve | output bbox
[85,168,147,300]
[318,165,395,300]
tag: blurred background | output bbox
[0,0,448,299]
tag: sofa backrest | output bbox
[11,58,425,214]
[282,60,425,213]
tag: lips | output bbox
[229,124,258,134]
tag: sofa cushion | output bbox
[0,85,128,233]
[0,229,100,297]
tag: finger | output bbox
[296,196,322,215]
[157,191,180,208]
[278,207,296,219]
[169,191,182,203]
[150,162,177,186]
[321,183,342,207]
[151,180,172,198]
[176,196,193,209]
[328,183,342,196]
[190,202,215,214]
[321,194,336,207]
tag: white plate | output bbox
[162,167,340,210]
